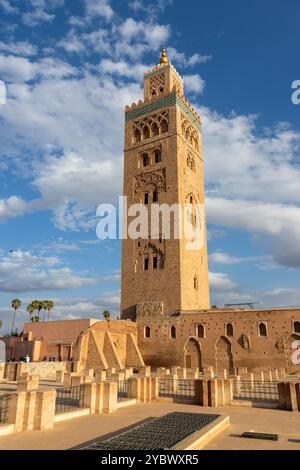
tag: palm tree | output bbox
[102,310,111,320]
[11,299,22,336]
[36,300,44,319]
[45,300,54,321]
[27,303,35,321]
[31,316,40,323]
[42,301,48,321]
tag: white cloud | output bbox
[0,41,37,56]
[207,197,300,266]
[209,271,238,293]
[118,18,170,50]
[0,196,29,221]
[0,55,34,82]
[0,250,97,293]
[99,59,146,80]
[84,0,114,21]
[0,0,18,14]
[22,0,64,27]
[168,47,211,68]
[183,74,206,94]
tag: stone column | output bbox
[95,370,107,382]
[0,363,5,381]
[129,378,141,402]
[56,370,65,383]
[5,392,26,432]
[151,377,159,400]
[33,390,56,431]
[223,379,233,405]
[102,382,117,413]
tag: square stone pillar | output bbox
[17,375,39,392]
[6,392,26,432]
[195,379,209,406]
[223,379,233,405]
[33,390,56,431]
[22,391,37,431]
[71,375,83,387]
[277,382,286,410]
[208,379,218,407]
[102,382,117,413]
[151,377,159,400]
[95,370,107,382]
[138,366,151,377]
[129,378,141,401]
[83,382,104,414]
[177,368,187,379]
[284,382,299,412]
[157,367,166,377]
[0,363,5,381]
[56,370,65,383]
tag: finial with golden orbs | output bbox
[160,47,169,65]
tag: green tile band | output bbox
[125,93,201,132]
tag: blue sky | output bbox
[0,0,300,333]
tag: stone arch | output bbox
[284,333,300,372]
[215,335,233,373]
[184,337,202,369]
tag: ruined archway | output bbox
[184,337,202,369]
[215,336,233,373]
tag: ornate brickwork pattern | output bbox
[134,169,166,195]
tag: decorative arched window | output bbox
[134,129,141,143]
[226,323,233,337]
[144,192,149,204]
[152,122,159,136]
[153,256,158,269]
[151,89,157,98]
[159,86,164,94]
[294,322,300,333]
[194,275,198,290]
[144,326,151,338]
[152,190,158,203]
[161,120,168,133]
[154,149,161,163]
[259,322,267,337]
[197,324,205,339]
[142,153,149,167]
[170,325,176,339]
[143,126,150,139]
[144,257,149,271]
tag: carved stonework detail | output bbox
[134,169,166,194]
[180,112,199,151]
[277,337,285,352]
[240,333,250,350]
[136,301,164,319]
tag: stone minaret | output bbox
[121,48,210,319]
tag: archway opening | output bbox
[184,338,202,369]
[215,336,233,373]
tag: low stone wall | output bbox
[22,362,67,380]
[4,361,68,381]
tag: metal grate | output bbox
[232,380,279,403]
[0,395,9,424]
[159,379,196,401]
[81,412,219,450]
[117,380,130,402]
[55,385,84,414]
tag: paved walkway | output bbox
[1,403,300,450]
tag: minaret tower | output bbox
[121,48,210,319]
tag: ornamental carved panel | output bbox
[136,301,164,319]
[134,169,166,195]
